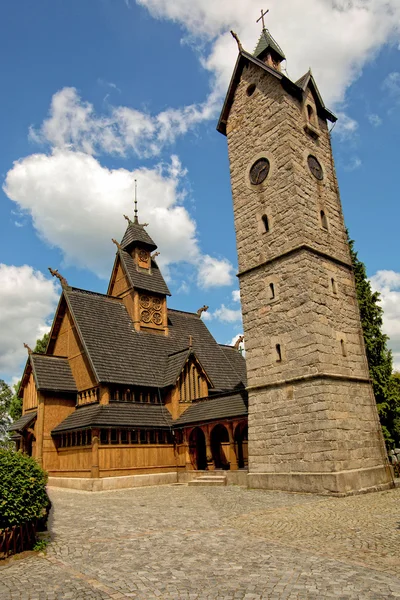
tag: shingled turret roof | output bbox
[120,221,157,252]
[253,29,285,61]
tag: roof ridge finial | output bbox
[256,8,269,31]
[134,179,139,224]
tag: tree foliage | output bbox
[0,380,13,446]
[9,381,22,421]
[34,332,49,354]
[349,235,400,447]
[0,449,48,529]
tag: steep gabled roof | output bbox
[219,345,247,386]
[253,29,285,61]
[295,70,337,121]
[31,354,77,393]
[52,402,173,433]
[9,410,37,432]
[163,348,213,388]
[120,222,157,252]
[61,288,244,391]
[175,391,248,426]
[119,249,171,296]
[217,50,336,135]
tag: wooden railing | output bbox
[0,520,38,559]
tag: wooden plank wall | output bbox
[99,444,176,477]
[23,372,38,413]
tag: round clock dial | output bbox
[249,158,270,185]
[308,155,323,180]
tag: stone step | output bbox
[188,475,227,487]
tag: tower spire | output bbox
[134,179,138,224]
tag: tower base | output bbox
[248,465,394,496]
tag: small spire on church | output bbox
[253,8,285,70]
[134,179,139,224]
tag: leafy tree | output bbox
[0,448,49,529]
[0,380,12,447]
[34,332,49,354]
[9,381,22,421]
[348,234,400,447]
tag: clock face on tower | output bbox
[249,157,270,185]
[307,155,323,180]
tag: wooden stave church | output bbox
[10,215,248,480]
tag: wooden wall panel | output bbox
[53,311,70,356]
[41,395,76,473]
[47,448,92,477]
[23,372,38,412]
[109,262,130,297]
[99,445,176,476]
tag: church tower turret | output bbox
[218,19,392,495]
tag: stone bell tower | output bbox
[217,24,393,495]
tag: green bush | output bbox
[0,449,49,529]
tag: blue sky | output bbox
[1,0,400,383]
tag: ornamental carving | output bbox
[141,309,151,323]
[152,311,162,325]
[139,295,164,327]
[139,249,149,263]
[140,295,150,308]
[152,297,162,310]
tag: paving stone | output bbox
[0,486,400,598]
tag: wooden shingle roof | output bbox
[175,392,248,426]
[31,354,77,393]
[120,222,157,251]
[9,410,37,432]
[52,402,173,433]
[64,288,245,391]
[119,249,171,296]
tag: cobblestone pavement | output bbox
[1,484,400,599]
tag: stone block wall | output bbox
[225,59,392,494]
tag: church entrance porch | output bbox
[189,427,207,470]
[210,424,230,470]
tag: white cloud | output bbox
[382,71,400,96]
[368,113,382,127]
[4,149,233,285]
[344,156,362,171]
[29,87,220,159]
[370,270,400,370]
[197,255,234,289]
[205,303,242,323]
[333,112,359,140]
[232,289,240,302]
[137,0,400,107]
[0,265,59,378]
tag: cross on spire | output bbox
[256,8,269,30]
[134,179,138,224]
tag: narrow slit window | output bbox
[120,430,128,444]
[100,430,109,444]
[131,430,138,444]
[320,210,328,230]
[340,339,347,357]
[149,430,156,444]
[140,430,147,444]
[275,344,282,362]
[262,214,270,233]
[307,104,314,121]
[110,429,118,445]
[331,278,337,295]
[269,282,275,300]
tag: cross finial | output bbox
[134,179,138,224]
[256,8,269,30]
